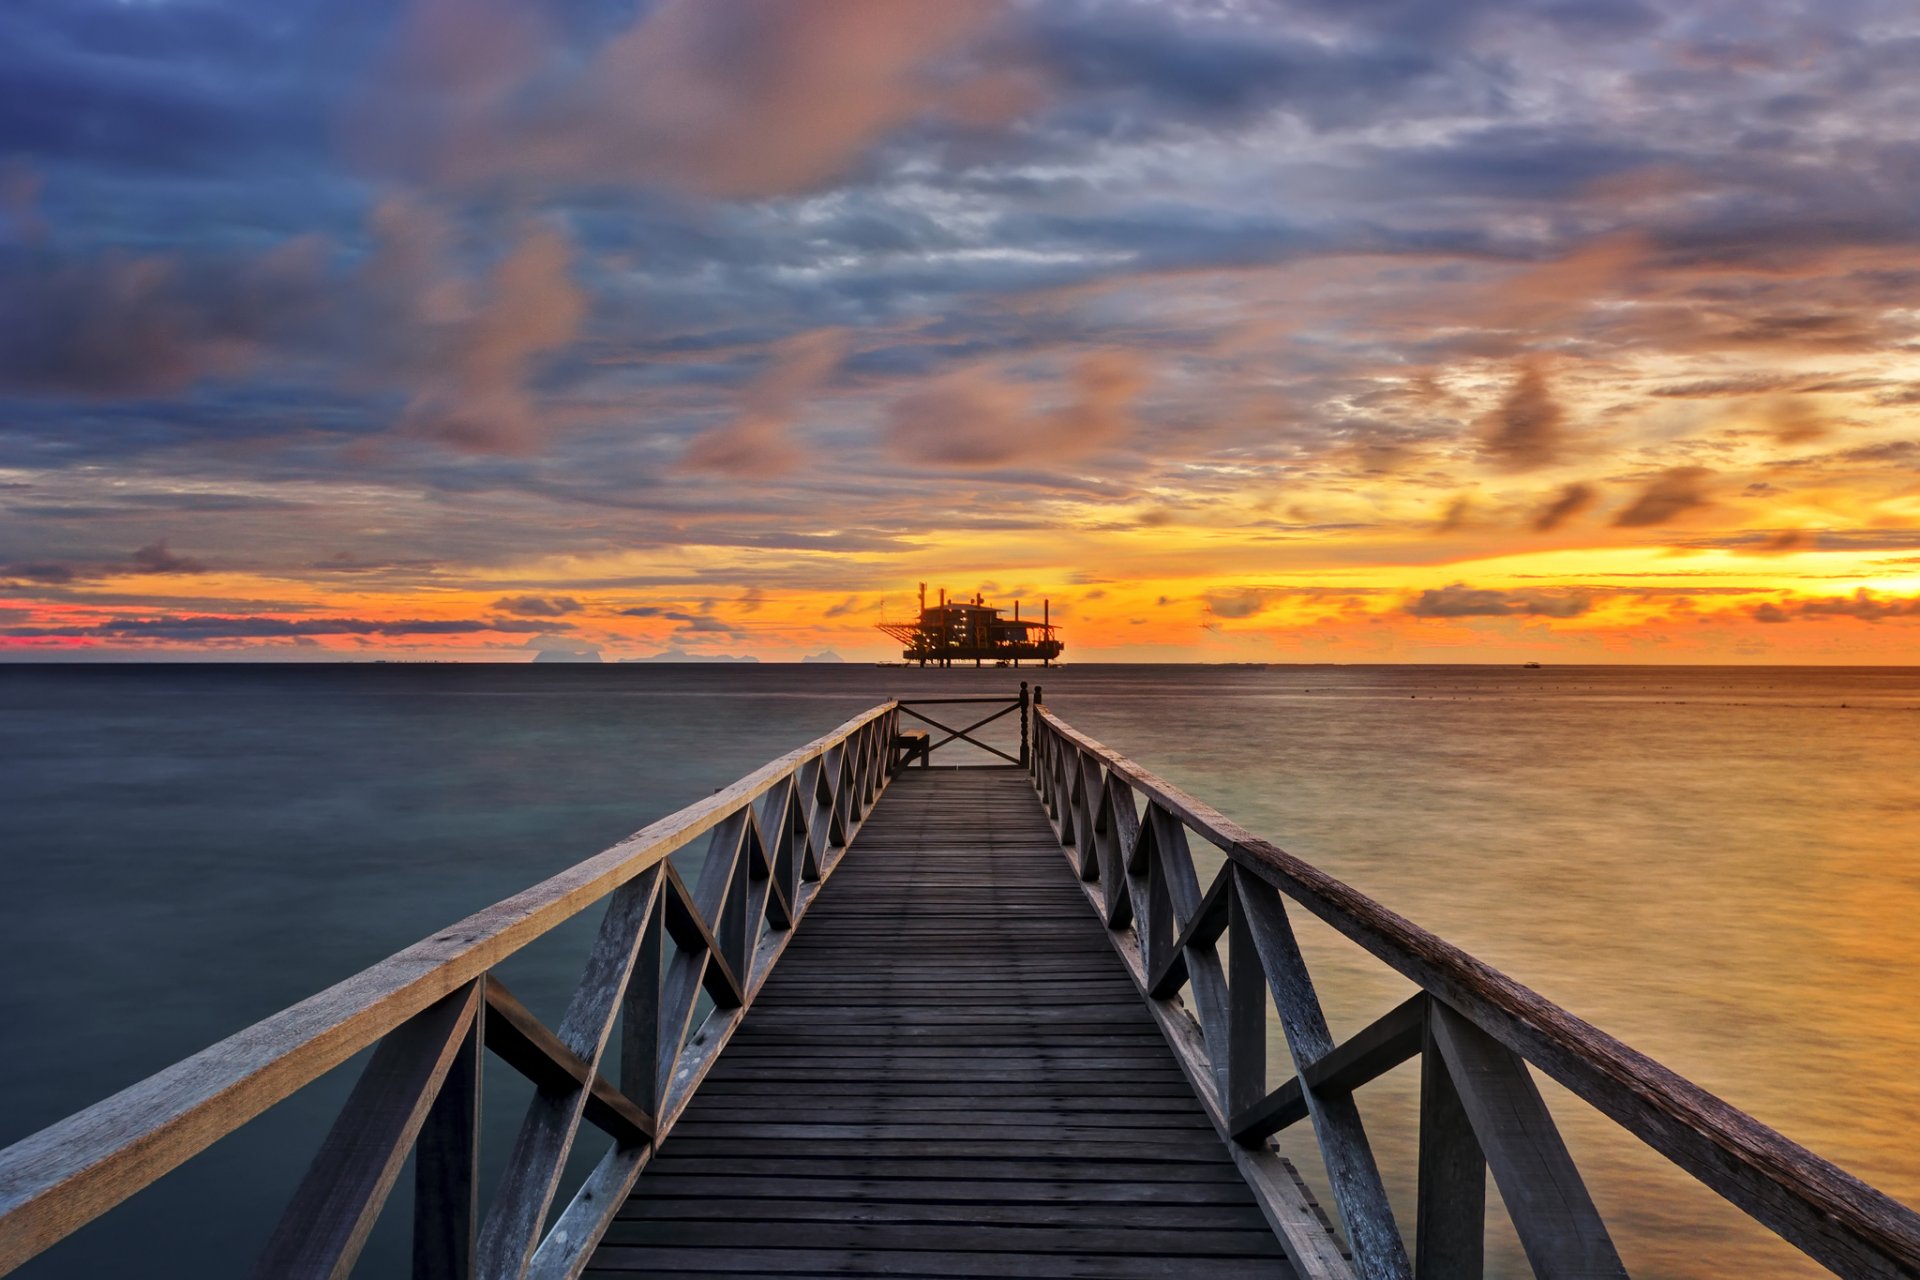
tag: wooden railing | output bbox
[1030,701,1920,1280]
[0,702,900,1279]
[894,686,1033,768]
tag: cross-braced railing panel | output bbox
[1030,703,1920,1280]
[0,703,901,1280]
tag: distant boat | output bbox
[1523,661,1543,669]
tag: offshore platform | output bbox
[878,584,1064,667]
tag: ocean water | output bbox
[1,663,1916,1277]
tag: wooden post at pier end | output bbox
[1019,682,1030,769]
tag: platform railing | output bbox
[894,685,1032,768]
[0,703,900,1279]
[1030,702,1920,1280]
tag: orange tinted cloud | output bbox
[354,0,1020,198]
[682,330,846,477]
[886,351,1147,467]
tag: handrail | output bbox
[0,700,903,1278]
[893,685,1032,768]
[1031,703,1920,1280]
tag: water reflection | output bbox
[1,663,1914,1277]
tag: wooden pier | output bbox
[2,690,1918,1279]
[593,768,1304,1277]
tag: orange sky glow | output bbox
[3,0,1918,663]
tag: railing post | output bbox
[1417,998,1486,1280]
[414,988,483,1280]
[1018,682,1030,770]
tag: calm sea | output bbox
[2,663,1916,1277]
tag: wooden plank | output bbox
[600,1218,1284,1256]
[661,866,744,1011]
[614,1196,1274,1228]
[526,1143,651,1280]
[1233,994,1426,1144]
[1416,1008,1485,1280]
[1147,861,1230,999]
[482,980,653,1148]
[414,994,484,1280]
[1233,871,1410,1279]
[587,1244,1288,1277]
[252,984,481,1280]
[1427,1002,1624,1279]
[1036,708,1920,1280]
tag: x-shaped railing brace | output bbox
[898,700,1022,765]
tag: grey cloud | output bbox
[1531,482,1596,532]
[0,561,76,584]
[1750,590,1920,623]
[1407,583,1594,619]
[491,594,584,617]
[130,539,207,574]
[1676,529,1920,553]
[1,614,574,640]
[1480,361,1566,470]
[1612,467,1713,527]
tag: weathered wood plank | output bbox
[1235,869,1410,1280]
[1416,1006,1485,1280]
[414,993,484,1280]
[252,984,481,1280]
[1233,994,1427,1144]
[482,980,653,1148]
[1427,1002,1624,1279]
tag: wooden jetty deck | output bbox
[591,768,1304,1277]
[3,689,1919,1280]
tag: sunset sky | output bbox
[2,0,1918,662]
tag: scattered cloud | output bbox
[886,352,1147,467]
[351,0,1021,199]
[1612,467,1714,528]
[491,594,584,617]
[1407,583,1595,619]
[1531,482,1597,533]
[1751,590,1920,623]
[1,615,573,641]
[130,540,208,575]
[682,331,845,477]
[1480,360,1567,471]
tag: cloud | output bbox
[130,540,207,574]
[491,594,584,617]
[0,615,574,641]
[1480,359,1566,470]
[672,613,739,634]
[1,159,46,246]
[0,240,321,397]
[1407,583,1594,619]
[352,0,1020,199]
[822,595,867,618]
[886,351,1147,467]
[1612,467,1713,527]
[1676,529,1920,553]
[1750,590,1920,623]
[1205,588,1278,619]
[681,330,845,477]
[1435,494,1474,533]
[398,218,586,454]
[1531,481,1597,532]
[1758,395,1833,445]
[0,562,76,584]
